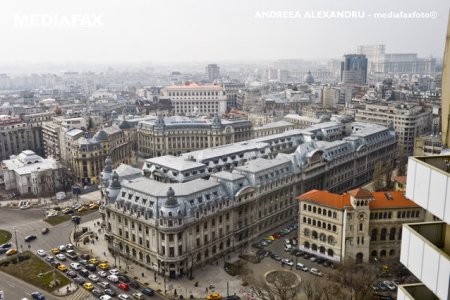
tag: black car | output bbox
[129,280,140,289]
[118,275,130,283]
[86,264,96,271]
[378,282,388,291]
[79,269,90,277]
[74,277,86,285]
[25,235,37,242]
[91,288,104,298]
[63,209,74,215]
[0,248,7,254]
[104,288,117,296]
[51,261,61,268]
[141,288,155,296]
[1,242,12,249]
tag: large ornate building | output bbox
[67,126,132,185]
[298,188,425,263]
[136,115,253,158]
[163,82,227,116]
[101,121,397,278]
[0,115,44,160]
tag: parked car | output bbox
[45,255,54,262]
[378,281,389,291]
[284,244,292,252]
[129,281,140,289]
[57,264,68,272]
[6,248,17,256]
[296,263,308,272]
[74,277,86,285]
[383,281,397,291]
[66,250,78,260]
[98,263,109,270]
[109,269,120,275]
[56,254,66,261]
[83,282,95,290]
[24,235,37,242]
[86,264,96,271]
[310,268,323,277]
[141,288,154,296]
[0,242,12,249]
[88,274,100,282]
[281,258,294,266]
[118,275,130,283]
[80,253,91,260]
[100,296,112,300]
[118,282,129,291]
[118,294,131,300]
[36,249,46,257]
[58,245,66,252]
[41,228,49,234]
[107,275,119,283]
[98,271,108,278]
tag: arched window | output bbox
[389,228,396,240]
[317,221,322,228]
[312,220,316,226]
[371,250,377,257]
[323,209,327,216]
[359,223,363,231]
[322,222,326,229]
[226,239,231,247]
[313,207,316,213]
[197,253,201,261]
[212,245,216,254]
[319,246,325,254]
[389,249,395,256]
[308,218,311,225]
[304,241,310,248]
[327,224,331,230]
[327,249,334,257]
[332,225,337,232]
[304,228,310,236]
[312,244,318,251]
[312,231,318,239]
[219,242,223,250]
[146,255,150,264]
[333,212,337,218]
[380,228,387,241]
[327,236,334,244]
[318,208,322,214]
[308,205,311,211]
[303,204,307,210]
[303,217,307,223]
[380,250,386,257]
[139,252,143,261]
[371,229,378,241]
[398,227,402,240]
[319,233,326,241]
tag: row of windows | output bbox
[302,204,338,219]
[168,91,221,97]
[371,227,402,241]
[302,218,337,232]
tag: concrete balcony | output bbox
[397,283,439,300]
[406,156,450,223]
[400,222,450,300]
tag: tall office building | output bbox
[206,64,220,82]
[442,16,450,148]
[356,45,386,73]
[341,54,368,85]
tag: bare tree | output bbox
[396,146,407,176]
[302,280,322,300]
[384,160,394,190]
[247,270,301,300]
[372,161,384,191]
[330,262,378,300]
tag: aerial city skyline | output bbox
[0,1,449,300]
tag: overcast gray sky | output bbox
[0,0,448,64]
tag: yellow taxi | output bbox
[98,263,109,270]
[89,203,99,209]
[83,282,94,290]
[78,206,88,213]
[57,264,68,272]
[88,258,99,265]
[51,248,60,254]
[5,248,17,256]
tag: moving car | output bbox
[24,235,37,242]
[132,292,144,300]
[57,264,68,272]
[141,288,154,296]
[31,292,45,300]
[88,274,100,282]
[41,228,49,234]
[118,282,129,291]
[83,282,95,290]
[56,254,66,261]
[0,242,12,249]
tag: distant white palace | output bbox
[162,82,227,116]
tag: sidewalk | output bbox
[73,218,248,299]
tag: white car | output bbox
[100,296,112,300]
[46,210,58,217]
[88,274,99,282]
[284,244,292,252]
[296,263,308,272]
[55,254,66,261]
[58,245,66,252]
[107,275,119,283]
[36,249,46,257]
[65,244,74,250]
[119,294,130,300]
[310,268,323,277]
[281,258,294,266]
[132,292,144,300]
[70,262,81,270]
[56,192,66,201]
[109,269,120,275]
[98,281,110,288]
[20,203,31,210]
[98,270,108,277]
[285,238,291,244]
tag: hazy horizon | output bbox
[0,0,449,68]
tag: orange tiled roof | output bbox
[393,176,407,185]
[369,191,418,209]
[347,188,372,198]
[297,190,352,209]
